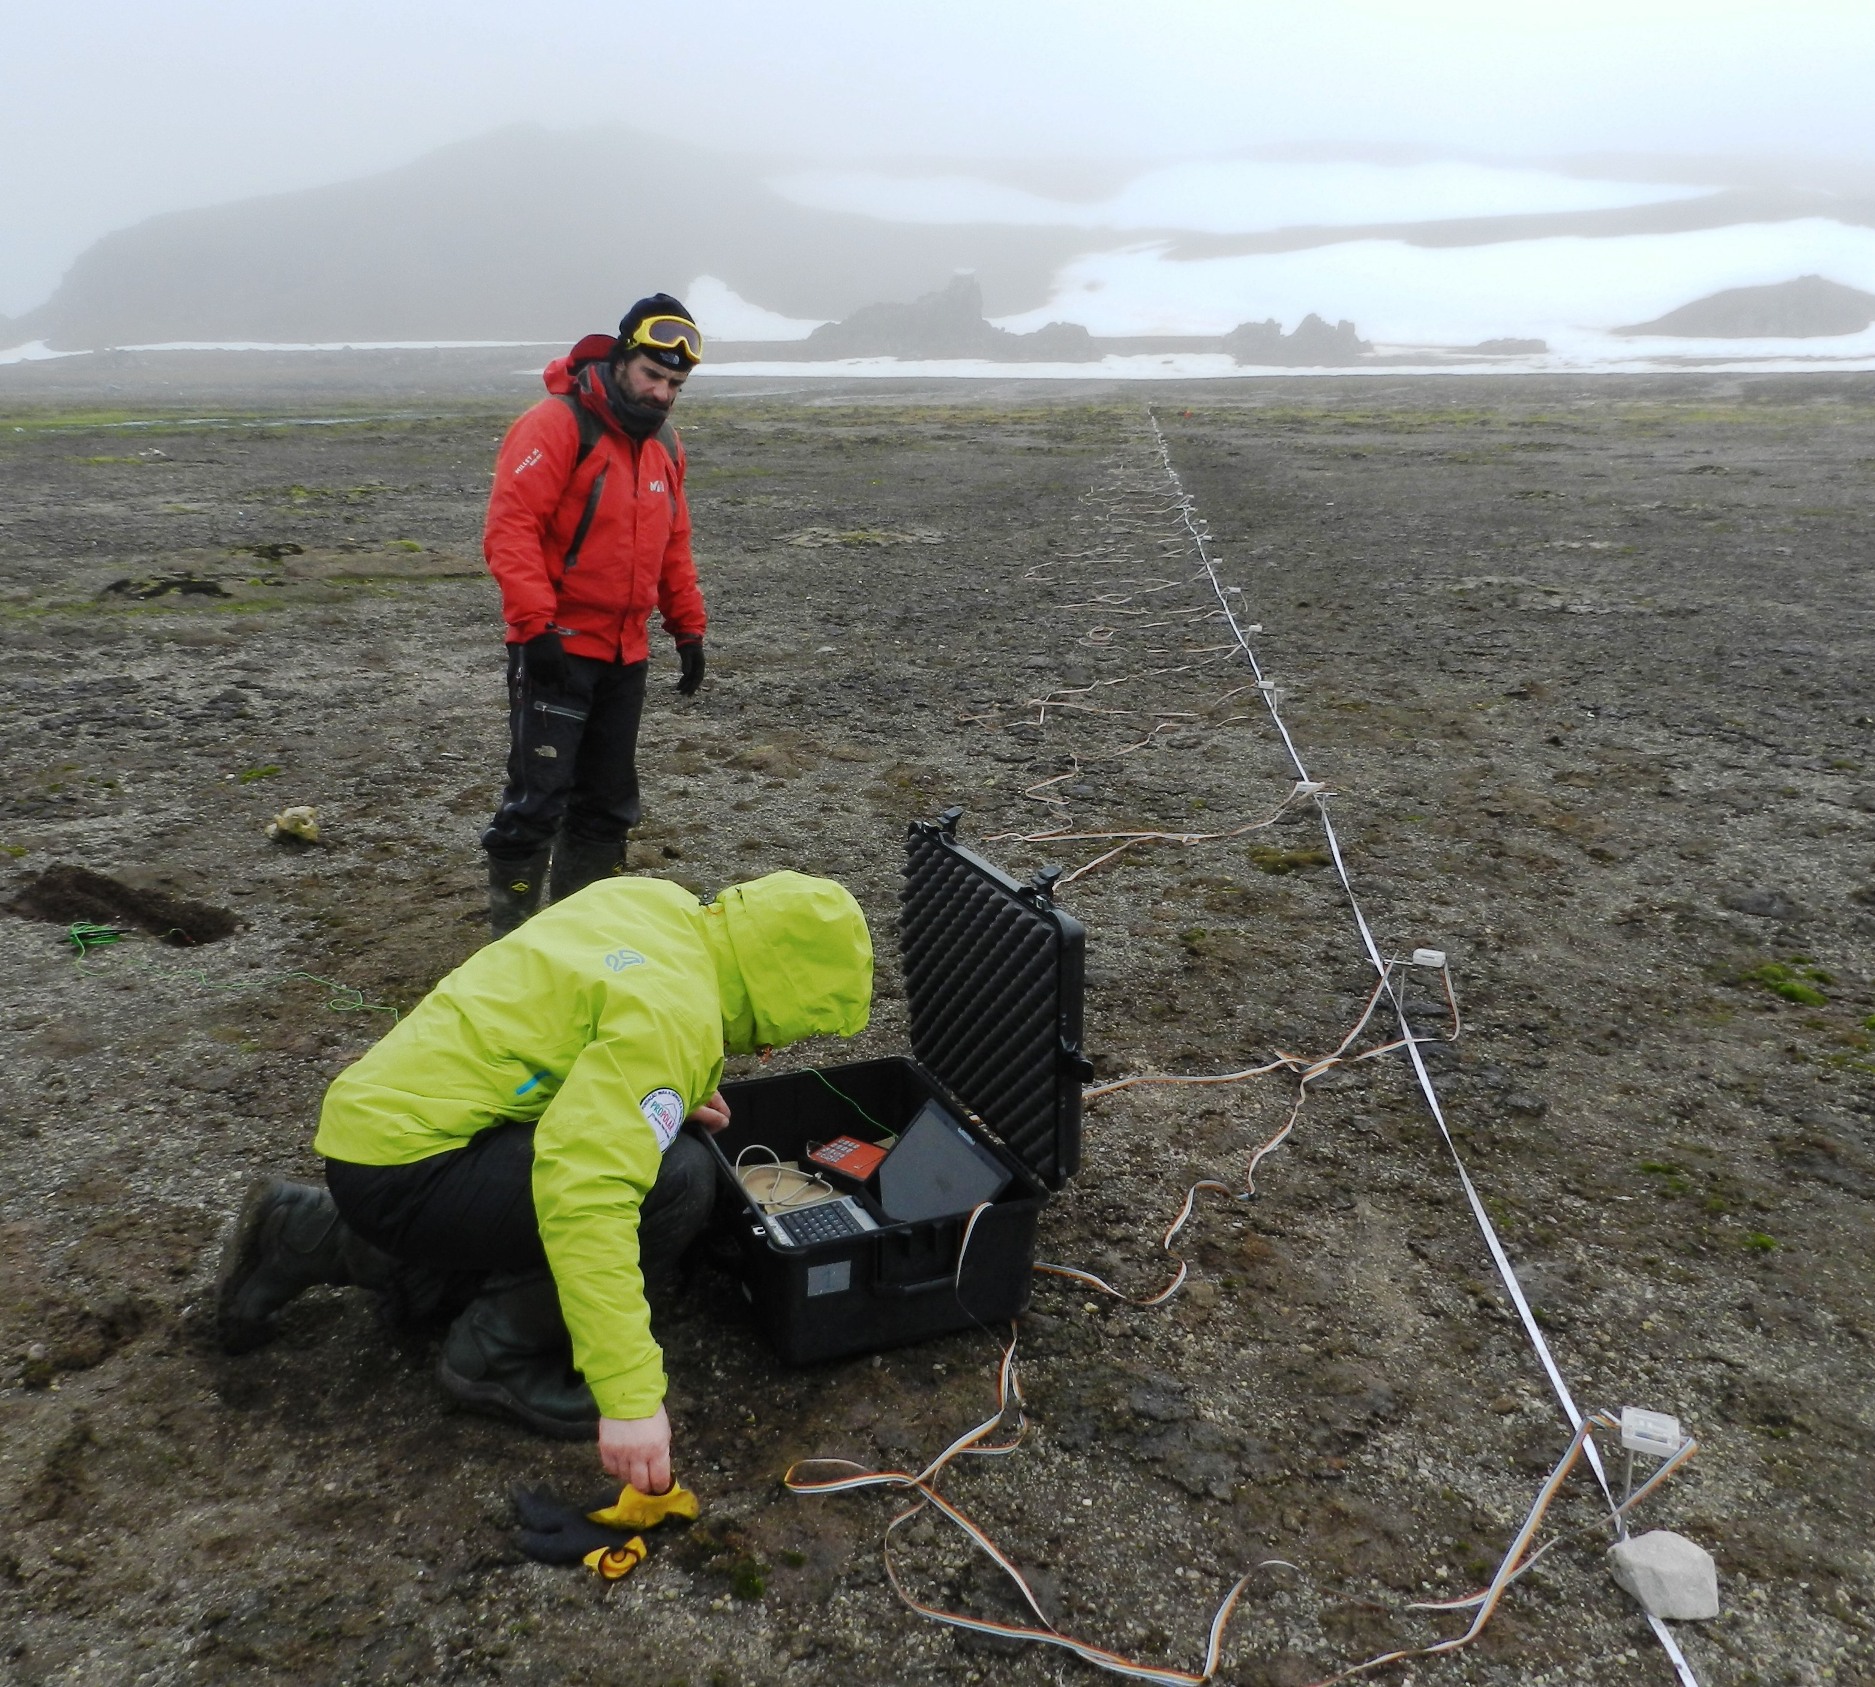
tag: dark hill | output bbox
[13,126,1091,351]
[796,275,1097,361]
[1616,274,1875,338]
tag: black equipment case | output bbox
[704,809,1090,1364]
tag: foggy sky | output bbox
[3,0,1872,318]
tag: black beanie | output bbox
[616,294,699,369]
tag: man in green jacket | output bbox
[215,870,872,1494]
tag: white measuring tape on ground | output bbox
[1144,410,1703,1687]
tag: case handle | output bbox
[874,1272,961,1298]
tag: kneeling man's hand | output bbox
[599,1405,672,1495]
[686,1089,730,1133]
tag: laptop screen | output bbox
[875,1100,1012,1223]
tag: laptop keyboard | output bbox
[775,1200,872,1247]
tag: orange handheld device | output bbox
[806,1136,889,1181]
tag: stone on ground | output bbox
[1608,1530,1720,1620]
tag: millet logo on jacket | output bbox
[513,447,545,476]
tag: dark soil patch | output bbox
[8,864,241,944]
[99,572,233,600]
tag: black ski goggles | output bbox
[623,314,704,366]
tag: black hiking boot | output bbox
[549,833,625,905]
[488,848,550,939]
[215,1176,354,1354]
[437,1272,599,1441]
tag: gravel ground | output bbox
[1,369,1871,1687]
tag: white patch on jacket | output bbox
[639,1087,686,1152]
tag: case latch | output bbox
[1025,865,1063,906]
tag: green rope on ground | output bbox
[69,936,400,1022]
[278,971,400,1019]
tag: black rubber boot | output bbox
[549,832,625,904]
[215,1177,355,1354]
[487,848,550,939]
[437,1272,599,1441]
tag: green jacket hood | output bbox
[708,871,872,1053]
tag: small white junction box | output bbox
[1620,1406,1683,1458]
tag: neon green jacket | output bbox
[313,872,872,1418]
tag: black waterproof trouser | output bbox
[324,1121,717,1295]
[482,648,648,863]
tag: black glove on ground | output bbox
[512,1487,637,1565]
[512,1482,699,1580]
[676,638,706,696]
[522,630,569,691]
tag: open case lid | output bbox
[898,808,1090,1191]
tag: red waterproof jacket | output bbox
[484,335,707,662]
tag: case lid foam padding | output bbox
[898,811,1088,1189]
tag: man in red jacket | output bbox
[481,294,709,936]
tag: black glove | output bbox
[511,1482,698,1579]
[522,630,569,691]
[512,1487,638,1565]
[675,638,706,696]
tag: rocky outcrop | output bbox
[801,276,1099,361]
[1018,319,1099,361]
[803,276,1000,358]
[1223,313,1371,365]
[1616,274,1875,338]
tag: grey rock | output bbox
[1775,1133,1875,1198]
[1138,1421,1239,1499]
[1128,1377,1194,1423]
[1608,1530,1720,1620]
[1720,888,1804,921]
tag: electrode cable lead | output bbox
[1143,407,1702,1687]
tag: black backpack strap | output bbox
[557,392,680,473]
[554,391,606,468]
